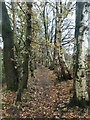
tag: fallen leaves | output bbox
[1,66,90,119]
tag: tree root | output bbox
[56,96,90,112]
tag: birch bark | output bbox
[73,2,89,102]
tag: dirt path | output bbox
[2,66,89,119]
[28,66,57,118]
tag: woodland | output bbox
[0,0,90,119]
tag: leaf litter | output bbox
[1,66,90,119]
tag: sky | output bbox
[0,1,2,48]
[0,0,89,51]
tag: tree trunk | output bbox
[73,2,89,106]
[87,5,90,101]
[16,2,33,101]
[43,2,49,67]
[2,2,18,91]
[56,1,71,80]
[53,2,57,70]
[23,2,33,89]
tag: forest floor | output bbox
[1,65,90,119]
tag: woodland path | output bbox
[27,65,57,118]
[2,65,89,119]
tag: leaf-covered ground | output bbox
[1,66,90,119]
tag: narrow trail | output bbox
[27,66,57,118]
[3,66,88,119]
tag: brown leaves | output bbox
[2,66,90,119]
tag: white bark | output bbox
[76,3,89,101]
